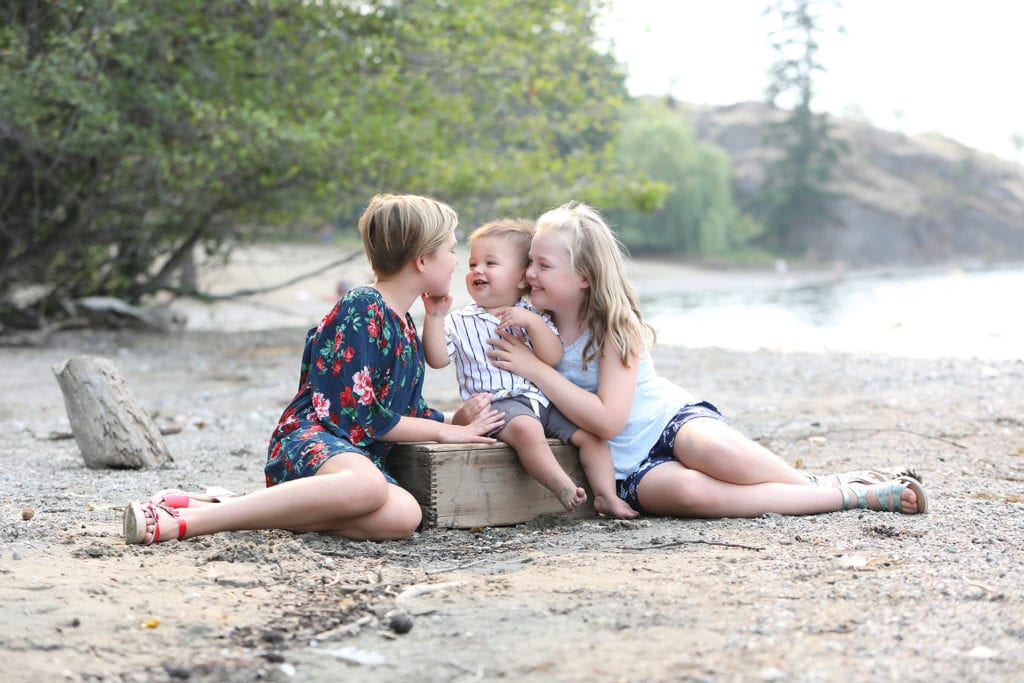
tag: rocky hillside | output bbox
[685,101,1024,266]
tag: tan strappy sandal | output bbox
[148,486,239,508]
[809,467,922,487]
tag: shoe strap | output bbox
[875,481,901,512]
[149,503,186,542]
[840,485,871,510]
[150,503,161,543]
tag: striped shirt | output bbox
[444,300,557,405]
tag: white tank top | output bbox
[556,332,697,479]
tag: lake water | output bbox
[642,265,1023,361]
[182,247,1021,362]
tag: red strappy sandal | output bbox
[123,501,188,544]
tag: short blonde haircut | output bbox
[358,194,458,277]
[468,218,536,268]
[535,201,654,367]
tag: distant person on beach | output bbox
[487,201,930,518]
[421,219,637,518]
[123,194,505,544]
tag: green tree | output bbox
[753,0,848,253]
[2,1,352,327]
[1,0,646,328]
[608,100,760,256]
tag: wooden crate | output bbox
[389,439,594,528]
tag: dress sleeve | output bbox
[415,400,444,423]
[305,292,403,447]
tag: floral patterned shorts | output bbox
[616,401,726,514]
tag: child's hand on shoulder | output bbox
[421,292,453,318]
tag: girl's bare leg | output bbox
[673,418,810,485]
[636,460,920,517]
[501,415,586,511]
[300,483,423,540]
[147,452,402,541]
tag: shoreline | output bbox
[163,244,1022,363]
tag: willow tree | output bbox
[753,0,848,253]
[608,100,760,256]
[1,0,644,328]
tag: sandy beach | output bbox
[1,245,1022,682]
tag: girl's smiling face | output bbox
[422,229,458,297]
[525,231,588,316]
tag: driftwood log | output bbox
[52,355,173,469]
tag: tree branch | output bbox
[159,249,363,301]
[619,539,764,552]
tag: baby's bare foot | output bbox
[557,484,587,512]
[594,494,639,519]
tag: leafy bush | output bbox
[1,0,649,328]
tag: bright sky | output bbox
[599,0,1024,163]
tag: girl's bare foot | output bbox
[556,484,587,512]
[594,494,639,519]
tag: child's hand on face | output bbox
[421,292,453,318]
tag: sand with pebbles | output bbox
[1,245,1022,682]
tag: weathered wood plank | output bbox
[390,440,594,528]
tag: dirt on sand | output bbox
[1,247,1023,682]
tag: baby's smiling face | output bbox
[465,235,528,312]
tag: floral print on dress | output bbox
[265,287,442,486]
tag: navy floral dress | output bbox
[265,286,443,486]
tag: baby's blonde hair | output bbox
[535,201,654,367]
[358,194,458,277]
[468,218,536,268]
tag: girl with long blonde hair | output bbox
[488,201,929,518]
